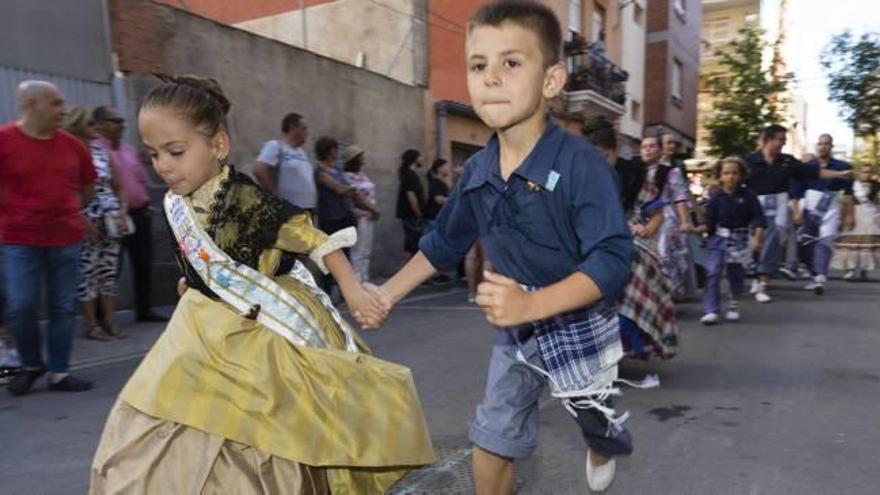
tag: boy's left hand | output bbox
[476,271,536,327]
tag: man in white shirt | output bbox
[253,113,317,211]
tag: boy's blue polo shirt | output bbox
[419,118,633,303]
[789,158,853,199]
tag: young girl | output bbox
[832,164,880,279]
[699,157,766,325]
[89,75,433,494]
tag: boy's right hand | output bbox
[354,283,393,330]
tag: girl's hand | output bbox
[347,285,389,330]
[177,277,188,296]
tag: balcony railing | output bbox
[563,35,628,106]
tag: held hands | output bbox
[475,271,536,327]
[349,283,391,331]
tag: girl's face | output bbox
[139,106,228,196]
[719,161,742,189]
[859,167,873,182]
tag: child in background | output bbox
[700,157,766,325]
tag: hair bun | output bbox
[154,73,231,115]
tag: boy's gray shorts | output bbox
[468,329,633,459]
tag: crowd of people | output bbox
[0,82,167,393]
[584,116,880,345]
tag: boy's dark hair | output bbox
[281,113,303,133]
[314,136,338,162]
[469,0,562,67]
[142,74,230,136]
[761,124,787,143]
[715,156,749,183]
[581,115,617,151]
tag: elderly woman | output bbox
[62,106,129,341]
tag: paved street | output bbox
[2,277,879,494]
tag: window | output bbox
[592,3,606,43]
[705,17,731,43]
[672,59,684,100]
[569,0,583,35]
[630,99,642,120]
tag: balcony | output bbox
[562,35,628,119]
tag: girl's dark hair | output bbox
[314,136,339,162]
[430,158,448,175]
[715,156,749,184]
[142,74,230,136]
[399,149,421,176]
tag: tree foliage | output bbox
[704,26,792,158]
[821,31,880,164]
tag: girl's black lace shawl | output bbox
[168,166,303,300]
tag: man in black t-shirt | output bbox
[396,149,426,257]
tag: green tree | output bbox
[704,26,792,158]
[821,31,880,165]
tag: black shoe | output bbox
[48,374,94,392]
[136,311,168,323]
[0,366,23,386]
[7,366,46,396]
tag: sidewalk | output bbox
[68,306,173,371]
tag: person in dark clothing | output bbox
[744,124,851,303]
[425,158,452,222]
[698,157,766,325]
[395,149,425,257]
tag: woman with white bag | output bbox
[63,106,131,341]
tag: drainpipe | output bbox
[435,102,448,160]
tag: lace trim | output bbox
[309,227,358,274]
[190,166,229,215]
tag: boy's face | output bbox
[466,22,564,130]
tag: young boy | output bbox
[360,1,634,492]
[699,157,766,325]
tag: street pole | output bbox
[299,0,308,49]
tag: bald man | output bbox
[1,81,97,395]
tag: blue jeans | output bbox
[703,237,746,314]
[2,243,82,373]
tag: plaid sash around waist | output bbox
[716,227,751,265]
[516,295,623,397]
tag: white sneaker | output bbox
[725,309,741,321]
[586,450,616,492]
[755,291,771,303]
[700,313,720,325]
[779,267,797,280]
[843,270,856,281]
[749,279,761,294]
[803,281,819,291]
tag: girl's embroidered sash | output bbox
[165,193,359,352]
